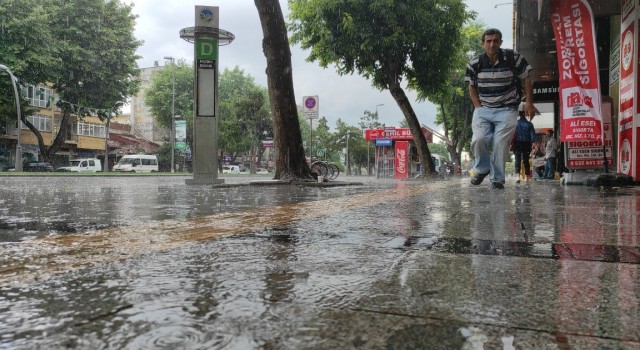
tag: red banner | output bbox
[619,20,635,175]
[364,127,433,143]
[394,141,409,179]
[550,0,603,143]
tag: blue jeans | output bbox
[544,157,556,179]
[471,106,517,184]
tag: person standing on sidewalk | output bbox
[465,28,535,189]
[543,129,558,179]
[512,104,536,183]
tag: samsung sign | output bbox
[533,81,559,101]
[376,138,393,146]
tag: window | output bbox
[21,115,51,132]
[142,158,156,166]
[77,121,106,137]
[25,85,52,108]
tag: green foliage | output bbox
[358,110,384,130]
[218,67,272,157]
[428,143,449,159]
[289,0,471,94]
[0,0,56,86]
[423,20,485,162]
[48,0,141,110]
[144,60,194,147]
[145,65,273,159]
[0,0,141,158]
[145,60,193,128]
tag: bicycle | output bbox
[310,160,340,180]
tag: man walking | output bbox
[513,104,536,183]
[544,129,558,179]
[465,28,535,189]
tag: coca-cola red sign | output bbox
[394,141,409,179]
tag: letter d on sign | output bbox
[196,38,218,60]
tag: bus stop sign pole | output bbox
[181,6,234,185]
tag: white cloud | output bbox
[128,0,513,130]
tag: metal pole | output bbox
[165,56,176,173]
[0,65,23,171]
[104,118,110,172]
[346,132,350,176]
[105,101,124,172]
[372,104,383,176]
[309,118,313,159]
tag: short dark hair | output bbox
[482,28,503,42]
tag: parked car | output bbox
[256,168,270,175]
[113,154,159,173]
[222,165,240,174]
[24,162,55,172]
[57,158,102,172]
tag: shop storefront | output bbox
[516,0,620,175]
[364,127,433,179]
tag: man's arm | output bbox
[469,84,481,108]
[523,76,535,118]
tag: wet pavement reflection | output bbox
[1,175,639,349]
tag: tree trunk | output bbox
[44,105,72,159]
[388,83,436,176]
[255,0,313,180]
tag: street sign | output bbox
[196,38,218,60]
[175,120,188,151]
[317,149,325,156]
[302,95,319,119]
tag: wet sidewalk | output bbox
[1,175,639,349]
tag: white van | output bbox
[222,165,240,174]
[431,154,447,174]
[113,154,159,173]
[57,158,102,172]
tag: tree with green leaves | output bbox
[144,59,194,150]
[421,21,484,167]
[144,60,196,171]
[255,0,314,180]
[145,65,272,172]
[289,0,472,176]
[218,67,272,164]
[1,0,141,160]
[359,109,384,174]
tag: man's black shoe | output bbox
[491,182,505,189]
[470,172,489,185]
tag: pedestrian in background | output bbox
[465,28,535,189]
[544,129,558,179]
[531,141,545,179]
[512,103,536,183]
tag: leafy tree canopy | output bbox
[1,0,142,159]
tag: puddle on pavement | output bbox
[0,180,371,243]
[2,178,640,349]
[0,182,442,285]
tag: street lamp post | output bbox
[346,131,352,176]
[0,65,23,171]
[164,56,176,173]
[370,104,384,176]
[104,101,124,172]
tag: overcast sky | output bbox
[128,0,514,130]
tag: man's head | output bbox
[482,28,503,56]
[546,129,554,137]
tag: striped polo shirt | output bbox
[465,48,532,108]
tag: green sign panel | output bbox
[175,120,188,151]
[195,38,218,60]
